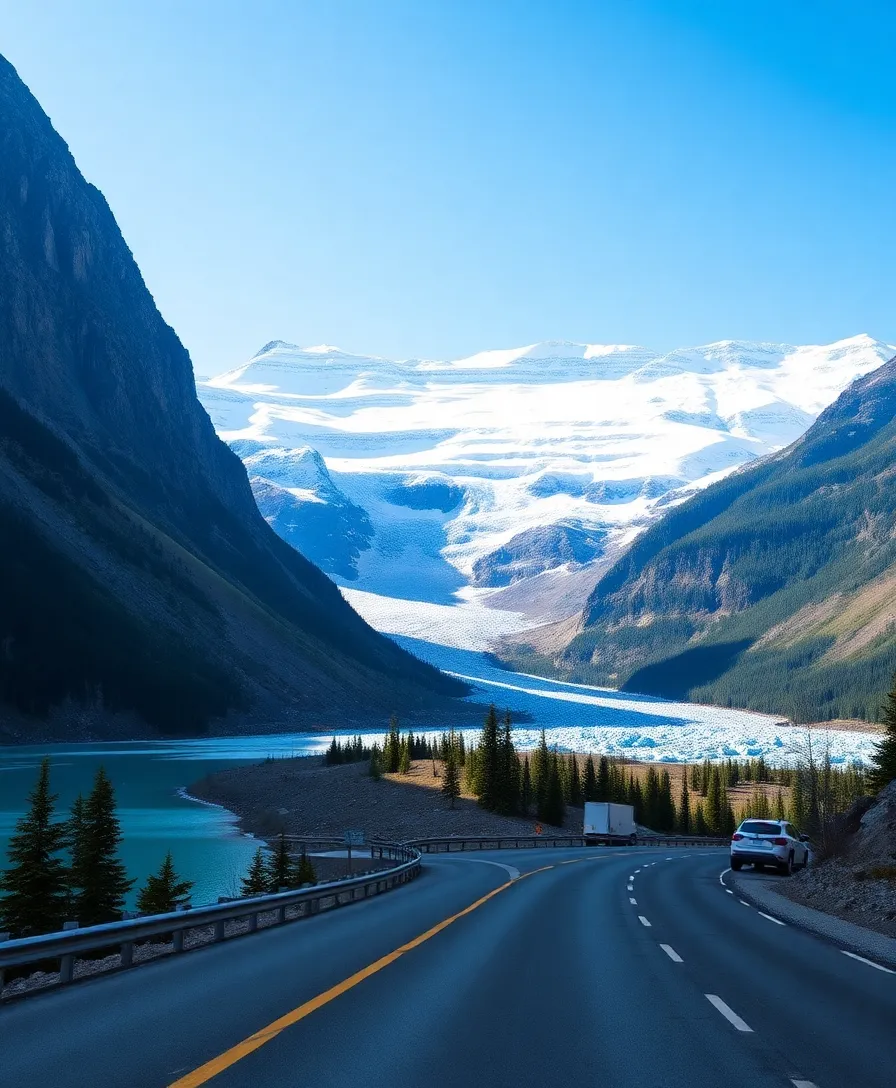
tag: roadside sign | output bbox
[344,829,365,846]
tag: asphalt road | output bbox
[3,847,894,1088]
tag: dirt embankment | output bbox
[189,757,578,843]
[775,780,896,938]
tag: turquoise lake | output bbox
[0,734,337,910]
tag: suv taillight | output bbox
[731,833,744,841]
[771,837,788,846]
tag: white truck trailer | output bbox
[583,801,637,844]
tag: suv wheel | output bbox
[779,852,794,876]
[730,858,743,871]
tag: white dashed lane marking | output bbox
[660,944,683,962]
[841,951,895,974]
[705,994,753,1032]
[629,897,637,905]
[757,911,786,926]
[638,916,652,927]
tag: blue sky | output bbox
[4,2,895,372]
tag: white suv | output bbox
[730,819,810,875]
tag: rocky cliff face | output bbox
[0,54,464,739]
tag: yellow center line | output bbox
[169,854,606,1087]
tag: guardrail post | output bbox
[173,904,190,952]
[120,914,137,969]
[0,931,8,990]
[59,920,79,983]
[247,912,258,933]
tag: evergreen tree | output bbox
[136,852,193,915]
[694,802,707,836]
[678,775,691,835]
[399,742,411,775]
[644,767,661,830]
[288,849,317,888]
[541,754,566,827]
[477,706,501,811]
[568,755,583,808]
[706,766,724,835]
[596,756,611,802]
[658,770,676,832]
[368,743,382,779]
[441,732,461,809]
[463,745,479,794]
[520,755,532,815]
[267,833,292,891]
[628,775,644,822]
[65,792,88,918]
[73,766,134,925]
[582,755,597,801]
[532,729,550,809]
[498,711,519,815]
[241,848,269,896]
[870,677,896,792]
[789,768,808,828]
[457,733,467,766]
[296,854,317,886]
[384,715,401,773]
[0,758,69,937]
[690,763,701,792]
[774,788,786,820]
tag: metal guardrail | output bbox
[0,840,420,997]
[407,835,729,852]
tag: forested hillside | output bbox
[561,356,896,723]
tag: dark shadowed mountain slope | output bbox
[0,54,464,740]
[562,356,896,723]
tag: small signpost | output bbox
[344,829,365,873]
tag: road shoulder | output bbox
[729,870,896,969]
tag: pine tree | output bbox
[774,788,786,820]
[690,763,701,792]
[399,742,411,775]
[706,766,724,835]
[596,756,611,802]
[384,715,401,773]
[241,848,269,896]
[541,754,566,827]
[582,755,597,801]
[136,852,193,915]
[295,854,317,886]
[568,755,583,808]
[369,743,382,779]
[441,732,461,808]
[0,758,69,937]
[65,792,88,918]
[477,706,501,811]
[644,767,661,830]
[267,833,292,891]
[532,729,550,809]
[870,677,896,792]
[678,775,691,835]
[520,755,532,815]
[74,766,134,925]
[658,770,676,832]
[694,802,707,836]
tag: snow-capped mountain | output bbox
[198,334,895,645]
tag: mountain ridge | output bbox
[557,354,896,722]
[0,53,464,741]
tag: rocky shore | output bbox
[189,756,580,843]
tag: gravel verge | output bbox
[730,870,896,969]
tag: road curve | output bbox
[3,848,893,1088]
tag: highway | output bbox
[3,847,894,1088]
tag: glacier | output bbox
[199,333,895,633]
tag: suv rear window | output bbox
[739,821,782,836]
